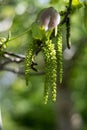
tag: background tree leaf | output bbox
[84,4,87,30]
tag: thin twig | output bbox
[1,51,25,64]
[0,51,38,72]
[9,28,30,42]
[3,67,24,75]
[0,67,45,76]
[2,51,25,59]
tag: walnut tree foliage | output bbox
[25,7,63,104]
[0,0,87,104]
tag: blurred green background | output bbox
[0,0,87,130]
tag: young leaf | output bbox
[0,37,7,50]
[72,0,83,8]
[31,22,45,40]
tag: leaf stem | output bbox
[9,28,30,42]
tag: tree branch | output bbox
[60,0,72,25]
[2,51,25,63]
[0,50,44,75]
[0,67,45,76]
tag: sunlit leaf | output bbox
[65,0,83,7]
[72,0,82,6]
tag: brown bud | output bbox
[36,7,60,31]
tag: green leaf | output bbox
[31,22,45,40]
[72,0,83,7]
[0,37,7,50]
[65,0,83,7]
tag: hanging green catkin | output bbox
[25,43,34,86]
[43,71,49,104]
[57,28,63,83]
[42,43,50,104]
[42,39,57,103]
[66,17,71,49]
[53,27,63,84]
